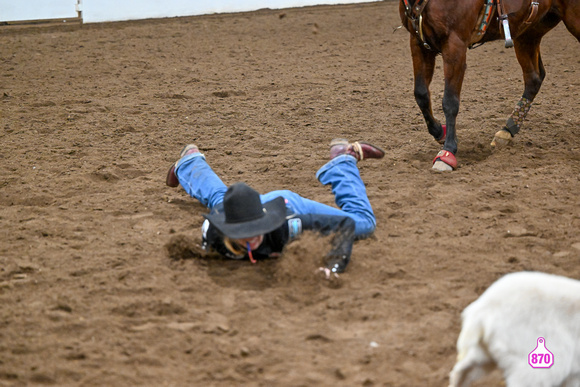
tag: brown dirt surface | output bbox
[1,1,579,386]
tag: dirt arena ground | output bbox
[1,1,579,385]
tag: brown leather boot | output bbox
[166,144,200,187]
[329,138,385,161]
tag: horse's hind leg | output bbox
[410,39,446,142]
[491,36,545,148]
[562,2,580,42]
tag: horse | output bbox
[399,0,580,171]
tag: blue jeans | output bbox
[175,153,376,238]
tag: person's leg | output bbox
[253,140,381,237]
[260,190,344,217]
[175,153,227,209]
[261,183,375,239]
[260,190,325,212]
[315,155,376,237]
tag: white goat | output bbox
[449,271,580,387]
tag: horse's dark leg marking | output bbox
[440,33,468,155]
[410,38,445,141]
[515,38,545,100]
[501,36,545,136]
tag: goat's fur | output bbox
[449,271,580,387]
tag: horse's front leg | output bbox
[410,38,446,143]
[432,36,468,171]
[491,37,545,148]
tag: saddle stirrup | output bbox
[497,0,514,48]
[501,16,514,48]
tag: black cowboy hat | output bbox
[204,182,287,239]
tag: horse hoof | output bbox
[491,130,513,148]
[432,150,456,171]
[432,160,454,172]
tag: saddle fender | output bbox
[501,0,527,14]
[500,0,542,24]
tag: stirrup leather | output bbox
[401,0,433,50]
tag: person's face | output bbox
[234,235,264,251]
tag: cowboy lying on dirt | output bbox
[165,138,384,278]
